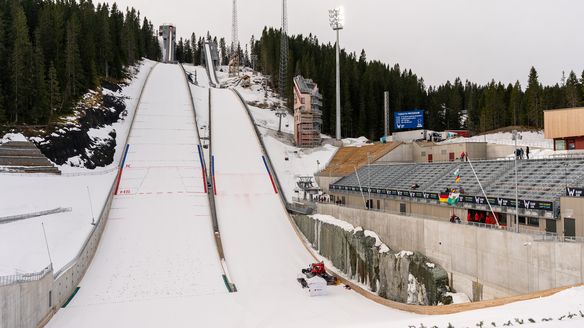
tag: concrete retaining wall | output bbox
[0,271,53,328]
[317,204,584,301]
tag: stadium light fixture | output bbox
[328,7,345,30]
[329,6,344,141]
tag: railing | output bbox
[0,264,52,287]
[313,200,584,243]
[534,234,584,243]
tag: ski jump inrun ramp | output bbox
[47,64,414,328]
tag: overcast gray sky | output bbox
[106,0,584,87]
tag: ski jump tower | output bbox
[159,24,176,63]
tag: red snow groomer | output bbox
[297,262,338,288]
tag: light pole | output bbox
[329,7,344,141]
[512,130,522,233]
[367,152,371,207]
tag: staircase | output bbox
[0,141,60,174]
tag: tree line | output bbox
[0,0,160,126]
[249,27,584,139]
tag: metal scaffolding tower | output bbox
[279,0,288,100]
[229,0,240,77]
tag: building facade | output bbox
[544,107,584,151]
[158,24,176,63]
[293,75,323,147]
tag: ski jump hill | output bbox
[45,63,411,327]
[40,57,583,328]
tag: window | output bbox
[400,203,406,213]
[527,217,539,227]
[301,98,305,104]
[421,151,426,156]
[377,200,381,210]
[555,139,566,151]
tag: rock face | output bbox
[33,82,126,169]
[294,215,451,305]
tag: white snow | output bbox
[426,262,436,269]
[0,133,27,143]
[439,130,553,149]
[0,61,155,276]
[310,214,355,232]
[395,250,414,259]
[47,63,228,327]
[444,292,471,304]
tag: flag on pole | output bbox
[448,192,460,205]
[454,168,460,183]
[439,193,449,203]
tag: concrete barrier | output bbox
[317,203,584,301]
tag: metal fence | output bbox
[0,264,52,287]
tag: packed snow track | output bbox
[209,88,413,327]
[47,64,233,327]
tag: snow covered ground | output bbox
[47,63,229,327]
[0,60,155,276]
[439,130,553,149]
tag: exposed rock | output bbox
[294,214,452,305]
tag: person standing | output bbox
[526,146,530,159]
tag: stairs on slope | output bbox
[0,141,60,174]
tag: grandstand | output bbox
[318,142,402,177]
[329,157,584,216]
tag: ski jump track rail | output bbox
[179,63,236,292]
[230,88,584,315]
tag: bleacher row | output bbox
[332,158,584,202]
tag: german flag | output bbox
[439,193,449,203]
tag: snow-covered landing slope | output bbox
[210,88,414,327]
[204,43,220,87]
[47,64,230,328]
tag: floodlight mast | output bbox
[329,8,344,141]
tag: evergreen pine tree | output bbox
[525,67,543,127]
[191,33,199,66]
[509,81,522,126]
[0,7,6,123]
[9,3,33,123]
[31,33,49,123]
[219,38,227,65]
[64,14,84,106]
[47,62,62,117]
[565,70,580,107]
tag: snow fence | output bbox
[294,214,452,305]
